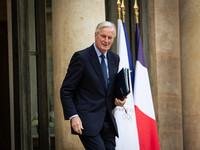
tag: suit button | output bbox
[102,109,106,112]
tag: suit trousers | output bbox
[79,111,116,150]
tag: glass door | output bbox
[9,0,54,149]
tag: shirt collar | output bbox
[93,43,107,58]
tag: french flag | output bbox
[133,23,160,150]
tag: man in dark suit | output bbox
[60,21,126,150]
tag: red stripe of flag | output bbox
[135,106,160,150]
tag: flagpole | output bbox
[117,0,121,19]
[121,0,125,22]
[134,0,139,23]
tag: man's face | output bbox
[95,27,115,54]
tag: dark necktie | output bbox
[100,54,108,89]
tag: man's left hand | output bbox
[114,97,126,106]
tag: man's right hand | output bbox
[71,116,84,135]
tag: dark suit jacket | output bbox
[60,44,119,137]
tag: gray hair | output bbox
[95,21,116,37]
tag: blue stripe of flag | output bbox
[122,22,135,89]
[135,23,146,67]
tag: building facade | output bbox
[0,0,200,150]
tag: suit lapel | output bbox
[89,46,107,90]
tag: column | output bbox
[52,0,105,149]
[150,0,183,149]
[180,1,200,150]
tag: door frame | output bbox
[7,0,50,149]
